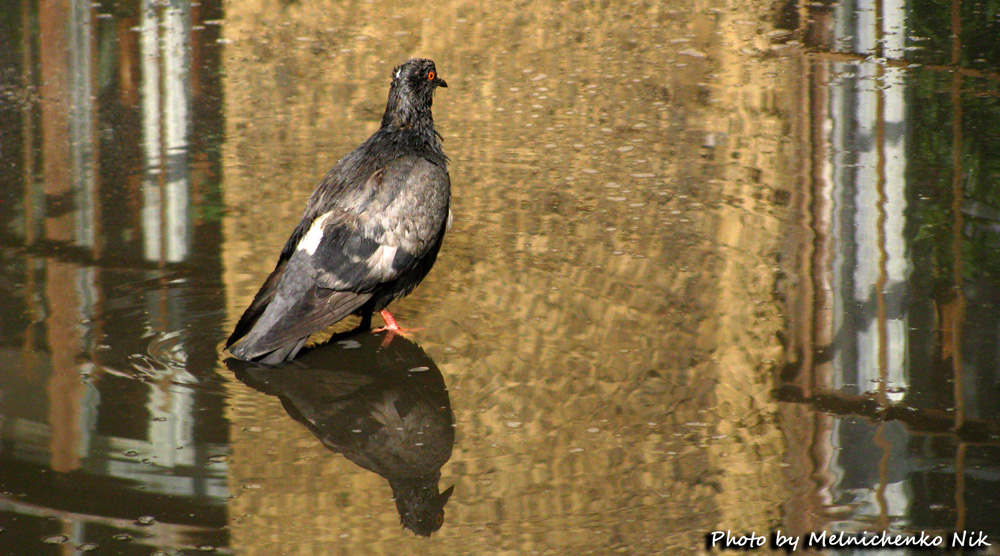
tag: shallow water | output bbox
[2,0,1000,554]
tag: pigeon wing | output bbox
[226,157,449,362]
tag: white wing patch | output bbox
[367,245,398,280]
[447,208,453,231]
[297,211,332,255]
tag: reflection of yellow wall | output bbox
[220,0,801,553]
[698,2,804,538]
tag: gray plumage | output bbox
[227,59,450,364]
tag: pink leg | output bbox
[379,309,400,331]
[372,310,422,345]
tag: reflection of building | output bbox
[0,0,230,553]
[782,0,1000,542]
[823,0,910,402]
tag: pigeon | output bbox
[226,59,450,364]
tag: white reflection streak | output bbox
[823,0,913,540]
[164,0,191,263]
[141,0,162,261]
[825,62,847,391]
[78,376,100,465]
[141,0,191,263]
[827,0,911,400]
[69,0,95,248]
[68,0,99,358]
[147,368,198,468]
[882,0,911,403]
[852,61,880,394]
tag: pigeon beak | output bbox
[440,485,455,503]
[436,77,448,88]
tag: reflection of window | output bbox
[822,0,911,401]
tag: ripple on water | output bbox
[145,329,190,369]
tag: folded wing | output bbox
[226,156,449,363]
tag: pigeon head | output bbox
[391,478,454,537]
[382,58,447,129]
[392,58,448,92]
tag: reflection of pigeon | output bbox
[227,59,450,364]
[230,331,455,536]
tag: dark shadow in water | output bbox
[226,331,455,537]
[776,382,1000,443]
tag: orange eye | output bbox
[428,71,436,81]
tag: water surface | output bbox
[1,0,999,554]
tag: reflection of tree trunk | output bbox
[46,262,84,473]
[40,0,71,242]
[40,0,84,474]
